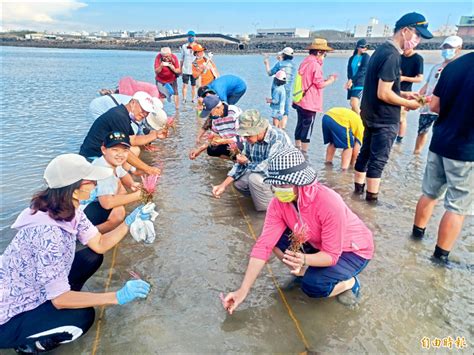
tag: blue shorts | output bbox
[276,229,369,298]
[271,109,283,120]
[322,115,358,149]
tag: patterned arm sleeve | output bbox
[76,209,99,245]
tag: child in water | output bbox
[266,70,287,128]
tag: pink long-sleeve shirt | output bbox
[294,55,325,113]
[250,182,374,265]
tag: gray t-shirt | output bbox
[419,63,443,115]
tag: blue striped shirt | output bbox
[228,126,293,180]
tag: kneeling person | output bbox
[83,132,143,233]
[322,107,364,170]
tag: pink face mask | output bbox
[403,30,421,50]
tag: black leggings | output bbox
[293,104,317,143]
[0,248,103,351]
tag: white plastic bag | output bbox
[130,202,159,244]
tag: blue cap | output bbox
[395,12,433,39]
[187,30,196,37]
[200,94,221,118]
[356,39,368,48]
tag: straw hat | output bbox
[307,38,334,51]
[192,44,206,52]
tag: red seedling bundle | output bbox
[289,223,309,252]
[140,174,160,203]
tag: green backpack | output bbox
[292,71,314,103]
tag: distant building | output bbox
[25,33,45,40]
[108,31,129,39]
[433,25,458,37]
[457,15,474,36]
[256,28,310,38]
[354,18,391,38]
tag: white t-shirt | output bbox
[420,63,443,115]
[92,156,127,197]
[89,94,131,120]
[180,43,195,75]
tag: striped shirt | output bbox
[228,126,293,180]
[202,104,242,140]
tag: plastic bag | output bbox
[130,202,159,244]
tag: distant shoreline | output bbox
[2,38,473,60]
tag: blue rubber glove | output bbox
[116,279,151,305]
[124,205,151,226]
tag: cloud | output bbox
[1,0,87,31]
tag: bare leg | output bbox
[174,94,179,110]
[301,142,310,153]
[341,148,353,170]
[95,206,126,234]
[182,83,188,102]
[354,170,366,184]
[273,118,281,128]
[295,139,302,150]
[436,211,465,251]
[414,194,437,228]
[350,97,360,115]
[414,133,429,154]
[398,110,407,139]
[329,277,356,297]
[191,85,196,101]
[325,144,336,163]
[350,142,361,168]
[281,115,288,129]
[366,177,381,194]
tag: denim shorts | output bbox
[417,114,438,135]
[276,229,370,298]
[271,109,283,120]
[422,151,474,215]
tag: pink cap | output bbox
[275,70,287,81]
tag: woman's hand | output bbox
[223,288,248,314]
[116,280,151,305]
[282,250,307,276]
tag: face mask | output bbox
[188,37,195,43]
[273,187,296,203]
[403,31,420,50]
[441,48,456,60]
[129,112,136,121]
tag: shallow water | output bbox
[0,46,472,354]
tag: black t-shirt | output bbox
[79,105,134,158]
[360,41,401,127]
[400,53,424,92]
[429,53,474,161]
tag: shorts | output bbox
[182,74,196,86]
[322,114,359,149]
[422,151,473,215]
[271,109,283,121]
[347,89,363,100]
[417,113,438,135]
[83,201,111,226]
[276,229,369,298]
[156,80,178,99]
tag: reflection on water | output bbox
[1,47,472,353]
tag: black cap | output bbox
[356,39,368,48]
[104,131,131,148]
[395,12,433,39]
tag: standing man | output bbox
[414,35,463,154]
[412,52,474,265]
[397,42,424,143]
[354,12,432,202]
[155,47,181,110]
[180,30,197,103]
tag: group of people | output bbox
[1,12,473,353]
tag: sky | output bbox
[1,0,473,34]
